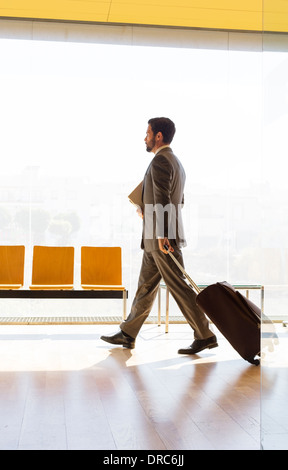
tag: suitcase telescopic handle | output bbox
[163,245,201,294]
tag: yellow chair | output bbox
[81,246,127,319]
[29,246,74,290]
[0,245,25,289]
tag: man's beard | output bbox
[145,136,155,152]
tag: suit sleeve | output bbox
[150,154,173,238]
[150,155,172,206]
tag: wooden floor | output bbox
[0,322,262,450]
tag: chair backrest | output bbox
[81,246,122,287]
[30,246,74,289]
[0,245,25,289]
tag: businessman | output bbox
[101,117,217,355]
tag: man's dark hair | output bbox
[148,117,176,144]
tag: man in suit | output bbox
[101,117,217,355]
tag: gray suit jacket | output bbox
[141,147,187,252]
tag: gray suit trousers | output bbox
[120,248,212,340]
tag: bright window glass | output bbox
[0,37,287,320]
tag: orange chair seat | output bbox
[29,284,74,290]
[0,245,25,289]
[81,284,126,291]
[81,246,127,319]
[29,246,74,290]
[81,246,123,287]
[0,284,23,289]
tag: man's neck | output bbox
[154,144,170,155]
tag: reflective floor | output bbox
[0,322,265,450]
[261,321,288,450]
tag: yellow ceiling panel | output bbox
[263,0,288,32]
[109,0,262,8]
[0,0,111,23]
[0,0,287,33]
[264,14,288,33]
[108,4,262,31]
[264,0,288,12]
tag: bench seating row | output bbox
[0,245,128,319]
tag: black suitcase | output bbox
[166,249,261,365]
[196,282,261,365]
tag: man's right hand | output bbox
[158,238,174,254]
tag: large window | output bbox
[0,30,287,321]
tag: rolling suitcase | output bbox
[165,248,261,365]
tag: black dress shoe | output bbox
[178,335,218,355]
[100,330,135,349]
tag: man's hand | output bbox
[136,207,143,219]
[158,238,174,254]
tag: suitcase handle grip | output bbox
[164,245,201,294]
